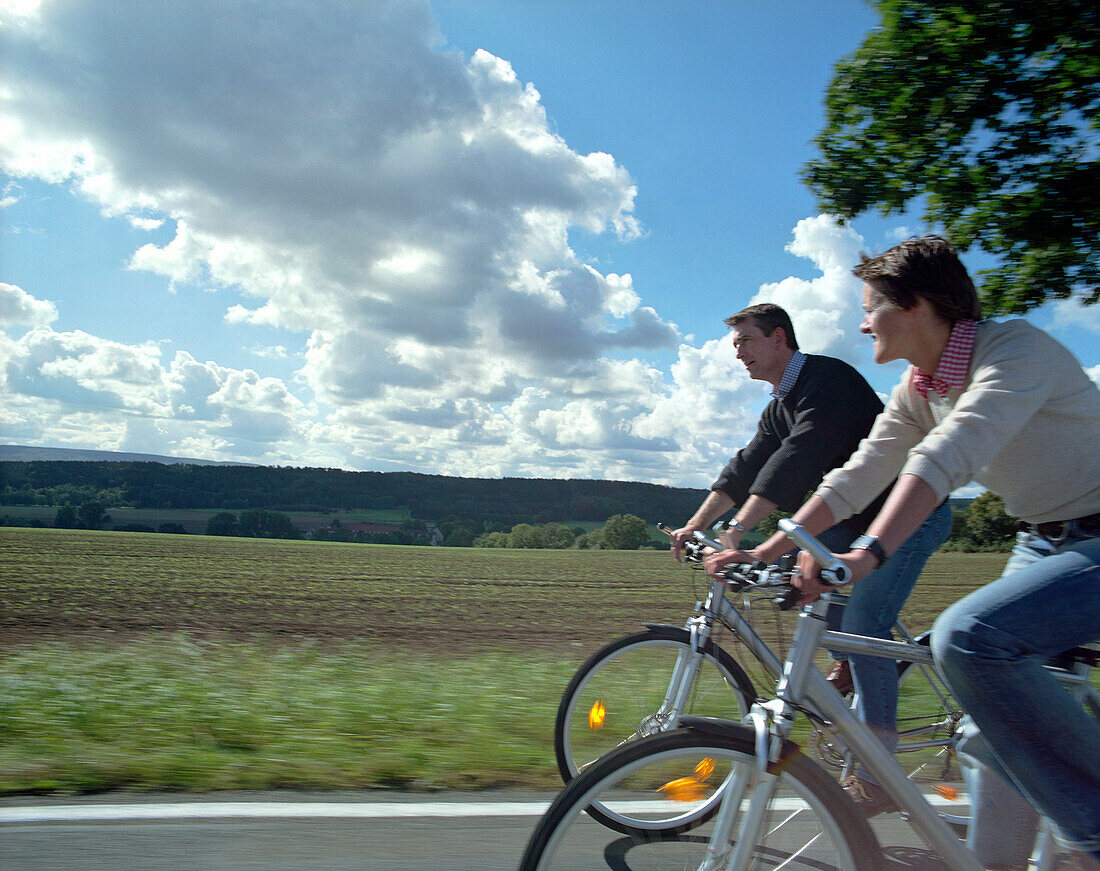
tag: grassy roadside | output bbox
[0,527,1014,795]
[1,636,575,794]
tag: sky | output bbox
[2,0,1098,490]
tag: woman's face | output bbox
[860,283,912,365]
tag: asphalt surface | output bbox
[0,790,968,871]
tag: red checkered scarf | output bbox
[910,319,978,398]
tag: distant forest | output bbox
[0,461,709,530]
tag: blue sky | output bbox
[2,0,1098,489]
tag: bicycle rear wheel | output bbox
[522,721,883,871]
[555,625,756,832]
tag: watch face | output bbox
[852,535,886,563]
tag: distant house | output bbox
[424,522,444,546]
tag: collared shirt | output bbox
[910,319,978,398]
[771,349,806,398]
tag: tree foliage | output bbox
[943,492,1017,551]
[473,522,575,549]
[805,0,1100,312]
[599,514,650,550]
[1,461,706,530]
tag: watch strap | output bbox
[850,534,888,567]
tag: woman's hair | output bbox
[853,236,981,322]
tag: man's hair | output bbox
[724,303,799,350]
[853,235,981,323]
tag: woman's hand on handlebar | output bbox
[790,550,837,603]
[704,547,756,579]
[792,548,878,603]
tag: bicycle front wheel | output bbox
[522,721,883,871]
[555,626,756,832]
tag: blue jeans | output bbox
[932,527,1100,860]
[819,501,954,778]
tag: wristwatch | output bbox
[850,534,888,567]
[728,517,747,533]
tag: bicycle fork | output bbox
[654,611,717,734]
[698,600,828,871]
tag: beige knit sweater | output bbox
[816,319,1100,526]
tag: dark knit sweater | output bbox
[711,354,888,529]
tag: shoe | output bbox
[825,660,853,695]
[841,774,898,817]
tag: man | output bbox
[673,302,952,815]
[671,303,888,556]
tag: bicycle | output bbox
[553,524,966,834]
[525,519,1100,871]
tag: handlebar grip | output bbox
[656,522,725,552]
[691,529,724,551]
[778,518,852,586]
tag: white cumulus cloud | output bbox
[0,1,900,484]
[0,282,58,327]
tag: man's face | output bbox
[731,321,786,384]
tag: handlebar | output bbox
[778,519,852,586]
[658,521,803,610]
[659,518,853,611]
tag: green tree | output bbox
[543,522,576,549]
[473,531,510,548]
[77,500,109,530]
[238,509,301,540]
[206,512,240,536]
[508,523,548,549]
[601,514,649,550]
[54,504,78,529]
[575,529,603,550]
[963,491,1017,548]
[805,0,1099,312]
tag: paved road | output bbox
[0,790,962,870]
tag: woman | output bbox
[706,236,1100,866]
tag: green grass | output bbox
[0,526,1034,795]
[0,637,573,794]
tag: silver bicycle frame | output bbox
[664,525,1098,870]
[687,578,981,871]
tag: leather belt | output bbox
[1021,511,1100,543]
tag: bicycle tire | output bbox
[554,625,756,832]
[522,720,884,871]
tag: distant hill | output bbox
[0,445,250,466]
[0,449,710,529]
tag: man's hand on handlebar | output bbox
[669,525,708,563]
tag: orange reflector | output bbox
[658,776,708,802]
[933,784,959,801]
[694,757,715,781]
[588,700,606,730]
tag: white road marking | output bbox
[0,793,967,824]
[0,801,552,823]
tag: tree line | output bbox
[0,461,707,528]
[0,461,1020,551]
[473,514,653,550]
